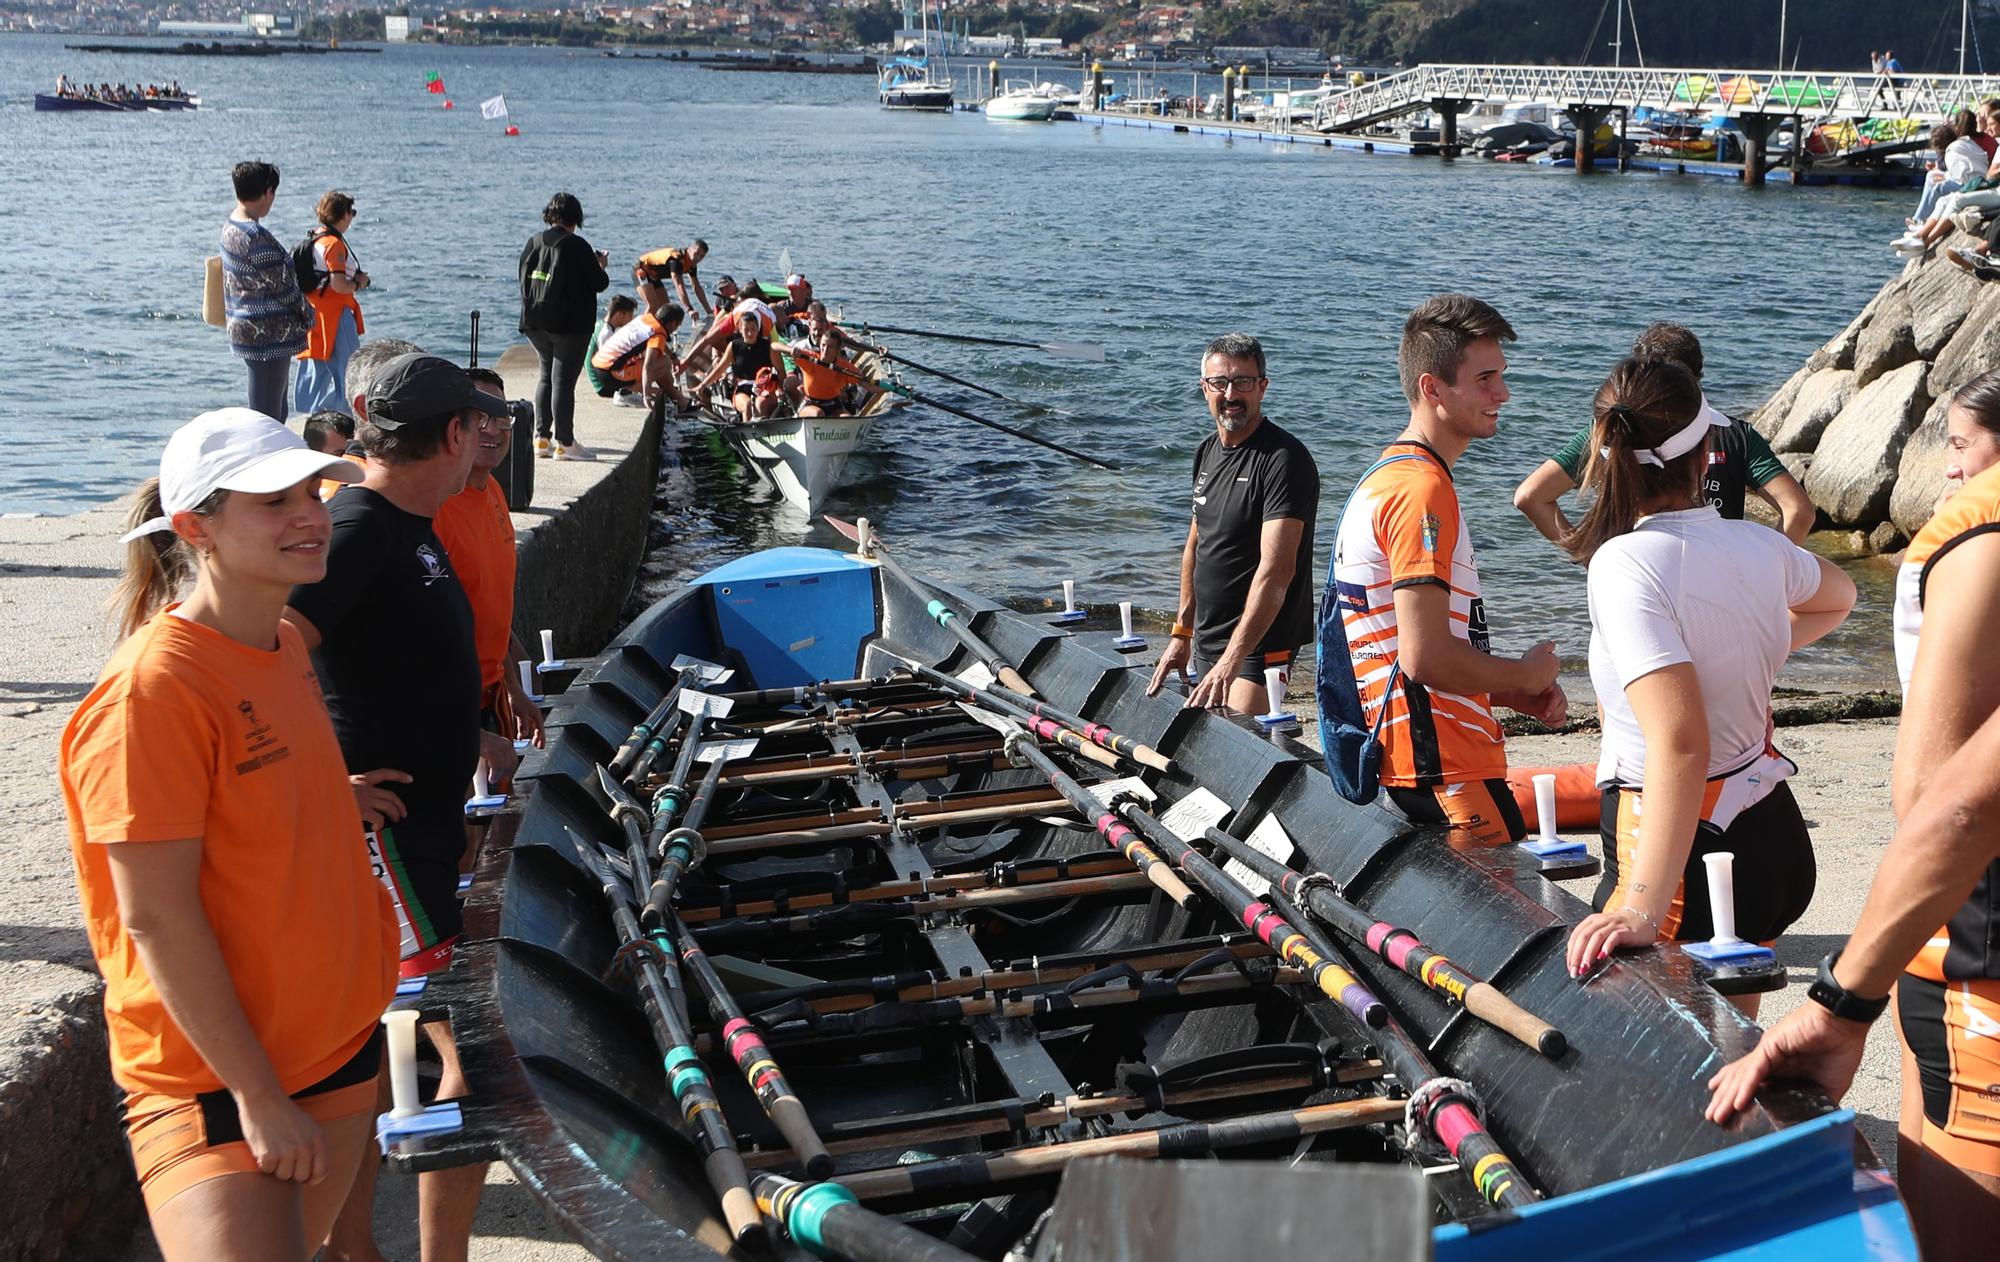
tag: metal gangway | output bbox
[1313,62,2000,134]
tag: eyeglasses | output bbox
[475,410,513,431]
[1200,374,1265,393]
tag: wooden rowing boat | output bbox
[413,544,1915,1260]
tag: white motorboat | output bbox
[984,81,1058,121]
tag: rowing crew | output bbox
[53,75,189,101]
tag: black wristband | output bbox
[1807,949,1891,1024]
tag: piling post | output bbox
[1570,104,1607,173]
[1618,106,1630,171]
[1434,98,1461,156]
[1223,66,1236,121]
[1738,112,1775,186]
[1091,61,1105,111]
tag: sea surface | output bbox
[0,36,1913,683]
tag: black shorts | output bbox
[1595,780,1815,943]
[1193,646,1299,684]
[1387,777,1527,847]
[1899,973,2000,1173]
[367,815,468,961]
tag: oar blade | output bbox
[822,514,862,543]
[1041,341,1106,362]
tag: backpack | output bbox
[291,226,337,295]
[1315,452,1428,804]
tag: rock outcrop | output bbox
[1752,241,1997,545]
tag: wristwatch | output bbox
[1808,950,1890,1024]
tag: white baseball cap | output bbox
[121,408,363,542]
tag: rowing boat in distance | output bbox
[410,538,1916,1260]
[35,92,201,111]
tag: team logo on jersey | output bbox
[1708,451,1726,465]
[415,543,449,587]
[1420,513,1441,553]
[231,696,289,775]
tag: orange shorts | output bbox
[1387,777,1525,848]
[1900,973,2000,1177]
[122,1027,383,1213]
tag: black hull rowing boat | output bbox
[409,544,1912,1259]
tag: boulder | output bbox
[1852,288,1918,389]
[1906,248,1986,355]
[1803,361,1931,526]
[1929,284,2000,396]
[1772,369,1856,454]
[1779,450,1812,482]
[1890,393,1954,538]
[1807,298,1871,373]
[1748,363,1811,438]
[1868,520,1908,554]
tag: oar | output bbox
[997,727,1197,908]
[1200,826,1566,1058]
[752,1171,980,1262]
[1073,780,1388,1031]
[862,322,1105,362]
[1266,885,1540,1210]
[898,660,1156,774]
[569,837,765,1246]
[822,516,1038,697]
[815,358,1118,471]
[877,349,1070,415]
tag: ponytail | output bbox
[107,478,218,640]
[1561,357,1706,564]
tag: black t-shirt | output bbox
[288,487,481,844]
[1190,418,1320,664]
[731,334,774,383]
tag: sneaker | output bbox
[615,391,646,408]
[534,436,552,459]
[554,442,596,462]
[1949,245,1981,271]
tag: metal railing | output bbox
[1312,63,2000,133]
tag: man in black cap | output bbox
[284,353,510,1262]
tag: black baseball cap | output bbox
[366,354,508,430]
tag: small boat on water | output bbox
[36,91,200,112]
[984,80,1059,121]
[878,56,953,111]
[409,538,1918,1260]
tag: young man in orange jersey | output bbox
[1328,295,1565,846]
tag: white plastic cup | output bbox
[382,1009,423,1118]
[1263,665,1288,717]
[518,660,536,699]
[1703,851,1739,945]
[1119,601,1135,639]
[539,628,556,666]
[1062,579,1078,614]
[1532,773,1559,842]
[472,762,490,801]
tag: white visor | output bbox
[120,408,363,542]
[1600,394,1733,468]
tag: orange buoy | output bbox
[1507,763,1599,831]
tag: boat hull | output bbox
[711,410,879,515]
[984,95,1059,121]
[456,547,1916,1259]
[880,86,954,110]
[35,93,198,111]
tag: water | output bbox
[0,36,1911,683]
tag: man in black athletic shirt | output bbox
[1147,333,1320,714]
[283,352,511,1262]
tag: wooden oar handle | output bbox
[768,1095,834,1180]
[707,1148,766,1246]
[1462,982,1567,1058]
[996,665,1037,697]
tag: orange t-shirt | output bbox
[60,611,397,1096]
[1330,442,1506,787]
[432,476,516,690]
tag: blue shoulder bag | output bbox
[1316,453,1427,804]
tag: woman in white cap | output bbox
[60,409,398,1260]
[1557,358,1855,1009]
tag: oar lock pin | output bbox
[659,826,708,867]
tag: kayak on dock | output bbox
[401,535,1916,1260]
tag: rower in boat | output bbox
[695,309,786,423]
[772,273,813,336]
[682,285,777,386]
[634,240,711,316]
[791,301,879,418]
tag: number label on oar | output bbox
[668,654,735,685]
[695,738,760,763]
[1224,816,1297,898]
[678,688,736,718]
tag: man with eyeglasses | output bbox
[1148,333,1319,714]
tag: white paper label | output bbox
[1078,775,1157,816]
[956,701,1014,735]
[1154,787,1231,843]
[670,654,734,685]
[695,738,760,764]
[1225,815,1297,897]
[957,661,997,690]
[677,688,736,718]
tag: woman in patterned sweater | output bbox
[220,162,310,424]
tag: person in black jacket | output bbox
[517,192,610,461]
